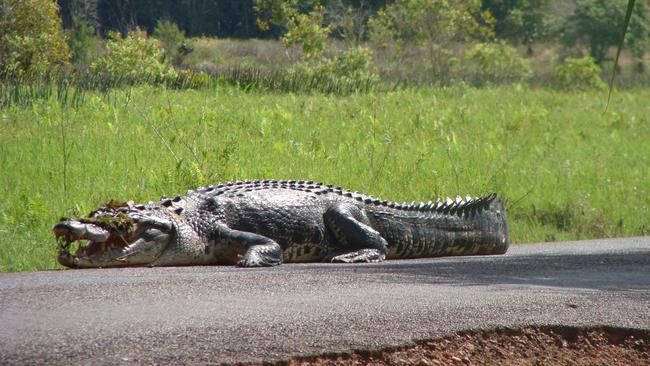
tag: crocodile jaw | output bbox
[54,220,123,268]
[53,214,173,268]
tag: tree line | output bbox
[51,0,648,63]
[1,0,648,90]
[55,0,390,38]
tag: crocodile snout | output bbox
[53,220,110,243]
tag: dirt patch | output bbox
[258,326,650,366]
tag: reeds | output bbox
[1,64,379,110]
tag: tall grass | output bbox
[209,65,378,94]
[0,85,648,271]
[0,65,377,111]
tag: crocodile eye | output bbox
[141,229,162,241]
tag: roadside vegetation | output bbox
[1,85,647,271]
[0,0,648,271]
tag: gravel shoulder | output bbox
[284,326,650,366]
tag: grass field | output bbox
[0,85,648,271]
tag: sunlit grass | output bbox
[0,84,648,271]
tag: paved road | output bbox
[1,237,649,364]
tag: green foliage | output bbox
[481,0,550,45]
[67,15,101,66]
[1,86,649,271]
[555,56,606,90]
[561,0,650,63]
[90,29,178,86]
[369,0,493,46]
[321,46,376,81]
[152,19,186,66]
[463,41,532,85]
[251,2,376,92]
[280,3,331,60]
[368,0,494,83]
[253,0,290,31]
[254,1,335,60]
[0,0,71,78]
[253,0,324,29]
[289,46,379,90]
[326,1,373,45]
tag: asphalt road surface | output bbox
[1,237,649,364]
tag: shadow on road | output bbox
[305,251,650,291]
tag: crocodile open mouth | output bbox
[53,219,132,268]
[53,205,176,268]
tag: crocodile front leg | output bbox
[323,202,388,263]
[214,226,283,267]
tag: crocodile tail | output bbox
[483,193,509,254]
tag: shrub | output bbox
[555,56,606,90]
[152,19,186,66]
[316,47,377,82]
[90,29,177,86]
[67,16,102,66]
[289,47,379,92]
[0,0,71,79]
[463,41,532,85]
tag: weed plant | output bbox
[0,85,648,271]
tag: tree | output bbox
[281,4,331,59]
[254,1,332,60]
[481,0,550,49]
[369,0,491,43]
[561,0,650,66]
[326,0,374,45]
[368,0,494,81]
[152,19,186,66]
[67,15,102,65]
[254,0,389,39]
[0,0,71,78]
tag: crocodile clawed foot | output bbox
[330,249,386,263]
[237,256,282,267]
[237,247,283,267]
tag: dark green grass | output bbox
[0,85,648,271]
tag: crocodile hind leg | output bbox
[323,202,388,263]
[214,226,283,267]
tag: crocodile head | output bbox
[53,201,176,268]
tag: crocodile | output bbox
[53,180,509,268]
